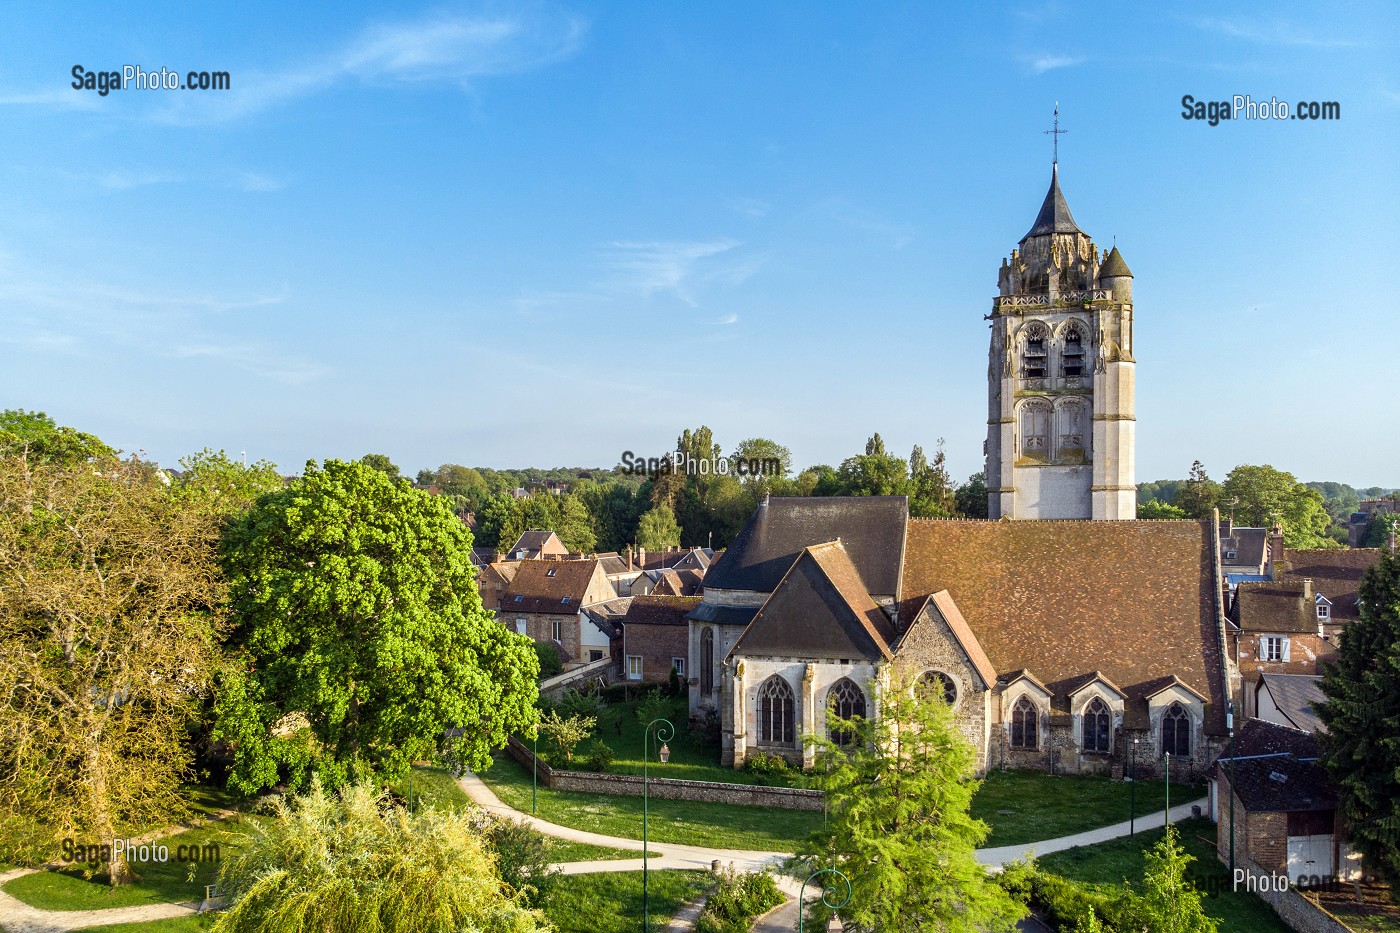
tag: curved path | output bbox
[0,778,1207,933]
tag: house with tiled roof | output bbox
[498,559,616,668]
[621,596,702,684]
[694,495,1233,776]
[1276,547,1383,628]
[504,529,570,561]
[1254,673,1325,734]
[1219,518,1278,588]
[1230,579,1334,703]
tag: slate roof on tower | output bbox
[703,496,907,596]
[1098,245,1133,278]
[1021,165,1084,241]
[901,518,1228,733]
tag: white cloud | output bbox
[602,239,742,305]
[1026,54,1084,74]
[717,313,739,325]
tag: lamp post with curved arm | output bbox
[643,717,674,933]
[798,867,852,933]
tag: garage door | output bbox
[1287,834,1333,886]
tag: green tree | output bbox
[799,676,1026,932]
[0,409,114,465]
[476,492,520,550]
[955,471,989,519]
[1319,549,1400,900]
[1137,826,1218,932]
[212,780,547,933]
[1176,460,1221,521]
[172,448,284,520]
[907,440,957,518]
[536,710,595,766]
[0,455,224,883]
[555,493,597,553]
[730,437,792,498]
[796,465,836,497]
[214,459,539,794]
[637,503,682,551]
[1222,464,1338,548]
[358,453,401,481]
[1363,509,1400,548]
[1138,499,1189,519]
[833,432,909,497]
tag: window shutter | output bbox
[1282,638,1291,662]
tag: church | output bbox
[685,159,1236,780]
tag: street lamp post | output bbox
[532,727,539,815]
[1129,737,1139,837]
[643,717,675,933]
[1164,751,1171,825]
[798,867,852,933]
[1227,701,1236,879]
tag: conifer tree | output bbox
[799,676,1026,932]
[1319,548,1400,900]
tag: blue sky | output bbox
[1,2,1395,487]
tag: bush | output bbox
[599,682,662,704]
[696,867,784,933]
[996,859,1145,933]
[555,687,605,720]
[583,739,614,773]
[635,691,675,728]
[668,665,683,697]
[743,751,790,776]
[533,642,563,680]
[481,816,560,909]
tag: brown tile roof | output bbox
[506,530,568,558]
[731,541,896,662]
[501,559,603,614]
[901,519,1227,733]
[1279,548,1382,620]
[927,591,997,688]
[1209,719,1334,813]
[1231,580,1314,633]
[623,595,703,627]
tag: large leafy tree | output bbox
[214,459,539,794]
[1222,464,1337,548]
[213,780,547,933]
[955,472,989,519]
[636,503,681,551]
[1319,549,1400,900]
[0,454,224,883]
[172,448,284,520]
[1176,460,1221,521]
[799,677,1026,932]
[832,433,909,497]
[0,409,114,465]
[907,441,957,518]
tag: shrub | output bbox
[696,866,784,933]
[555,687,605,720]
[668,665,683,697]
[743,751,790,776]
[536,710,595,766]
[995,859,1146,933]
[583,739,614,773]
[481,816,559,908]
[533,642,563,680]
[635,691,675,729]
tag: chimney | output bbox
[1390,525,1397,556]
[625,544,634,571]
[1268,523,1285,570]
[1302,578,1313,602]
[1220,515,1233,539]
[638,546,647,568]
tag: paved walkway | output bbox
[976,799,1208,867]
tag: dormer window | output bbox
[1225,550,1237,560]
[513,595,524,603]
[1317,602,1330,621]
[561,596,571,605]
[546,568,558,577]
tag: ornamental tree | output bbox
[1319,548,1400,900]
[799,676,1027,932]
[214,459,539,794]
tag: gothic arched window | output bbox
[1020,323,1050,380]
[1062,327,1085,377]
[1161,703,1191,758]
[1018,399,1051,462]
[758,675,795,746]
[699,628,714,695]
[1082,698,1111,753]
[1010,695,1038,749]
[1055,398,1087,461]
[826,677,867,746]
[919,670,958,707]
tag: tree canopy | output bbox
[0,409,114,465]
[214,459,539,794]
[1319,548,1400,900]
[1221,464,1338,548]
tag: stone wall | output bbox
[1241,861,1351,933]
[505,737,825,811]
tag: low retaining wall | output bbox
[506,737,825,811]
[1240,861,1352,933]
[539,655,615,700]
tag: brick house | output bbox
[692,496,1233,777]
[1230,579,1336,717]
[1277,547,1383,634]
[498,559,617,668]
[1209,719,1358,886]
[620,596,701,684]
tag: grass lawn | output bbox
[972,769,1206,847]
[389,764,474,810]
[1314,880,1400,932]
[1039,817,1291,932]
[543,870,710,933]
[2,817,252,911]
[544,695,809,788]
[71,917,215,933]
[483,753,822,851]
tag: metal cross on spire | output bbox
[1044,102,1067,165]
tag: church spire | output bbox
[1021,163,1084,242]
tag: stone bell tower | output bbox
[984,157,1136,520]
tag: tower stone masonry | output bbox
[985,163,1137,520]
